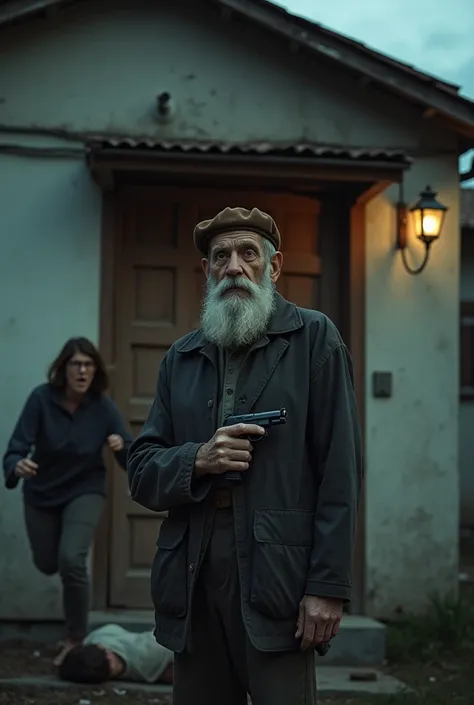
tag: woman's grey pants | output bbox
[24,494,104,641]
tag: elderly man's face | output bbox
[202,231,281,287]
[200,231,283,349]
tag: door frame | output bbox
[93,190,117,609]
[91,157,391,614]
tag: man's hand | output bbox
[107,434,124,452]
[14,458,38,479]
[194,423,265,477]
[295,595,343,651]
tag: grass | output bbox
[386,590,474,666]
[317,584,474,704]
[352,585,474,705]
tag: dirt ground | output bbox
[0,640,373,704]
[1,639,473,705]
[0,686,172,705]
[0,640,58,679]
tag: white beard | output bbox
[201,266,276,349]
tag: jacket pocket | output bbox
[250,509,313,620]
[151,519,189,619]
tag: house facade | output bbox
[460,188,474,536]
[1,0,473,622]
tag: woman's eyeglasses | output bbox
[68,361,95,372]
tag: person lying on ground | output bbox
[57,623,174,684]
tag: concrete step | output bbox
[0,611,386,667]
[0,610,385,667]
[323,615,386,667]
[88,611,386,667]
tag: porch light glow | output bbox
[410,186,447,244]
[396,184,448,275]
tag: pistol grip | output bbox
[223,471,244,484]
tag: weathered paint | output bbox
[0,0,430,150]
[0,0,463,619]
[0,155,101,619]
[460,226,474,527]
[365,158,460,617]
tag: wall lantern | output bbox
[396,184,448,275]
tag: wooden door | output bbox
[109,186,322,608]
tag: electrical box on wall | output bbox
[372,371,392,398]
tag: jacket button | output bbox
[188,562,196,573]
[207,399,213,408]
[239,395,247,404]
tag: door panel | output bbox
[109,187,322,608]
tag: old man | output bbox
[127,206,362,705]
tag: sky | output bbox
[274,0,474,177]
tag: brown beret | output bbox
[193,206,281,255]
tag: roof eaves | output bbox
[0,0,71,26]
[215,0,474,135]
[252,0,460,94]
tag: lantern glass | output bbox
[410,186,448,244]
[412,208,445,241]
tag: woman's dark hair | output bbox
[58,644,111,683]
[47,337,108,394]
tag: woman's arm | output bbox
[2,389,41,489]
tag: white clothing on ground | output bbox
[84,624,173,683]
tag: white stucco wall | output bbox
[365,157,460,617]
[0,154,101,619]
[0,0,426,149]
[460,222,474,527]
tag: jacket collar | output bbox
[176,293,303,354]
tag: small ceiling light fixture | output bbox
[396,184,448,275]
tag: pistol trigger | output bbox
[250,432,265,442]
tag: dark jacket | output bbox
[3,383,132,508]
[128,294,363,653]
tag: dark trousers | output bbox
[23,493,104,641]
[173,507,316,705]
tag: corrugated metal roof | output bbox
[462,189,474,229]
[87,137,412,165]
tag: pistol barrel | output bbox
[227,408,287,426]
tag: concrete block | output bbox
[323,615,386,666]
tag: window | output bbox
[461,302,474,400]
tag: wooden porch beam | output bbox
[88,150,410,189]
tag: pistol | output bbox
[315,641,332,657]
[223,408,287,484]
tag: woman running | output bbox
[2,337,133,666]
